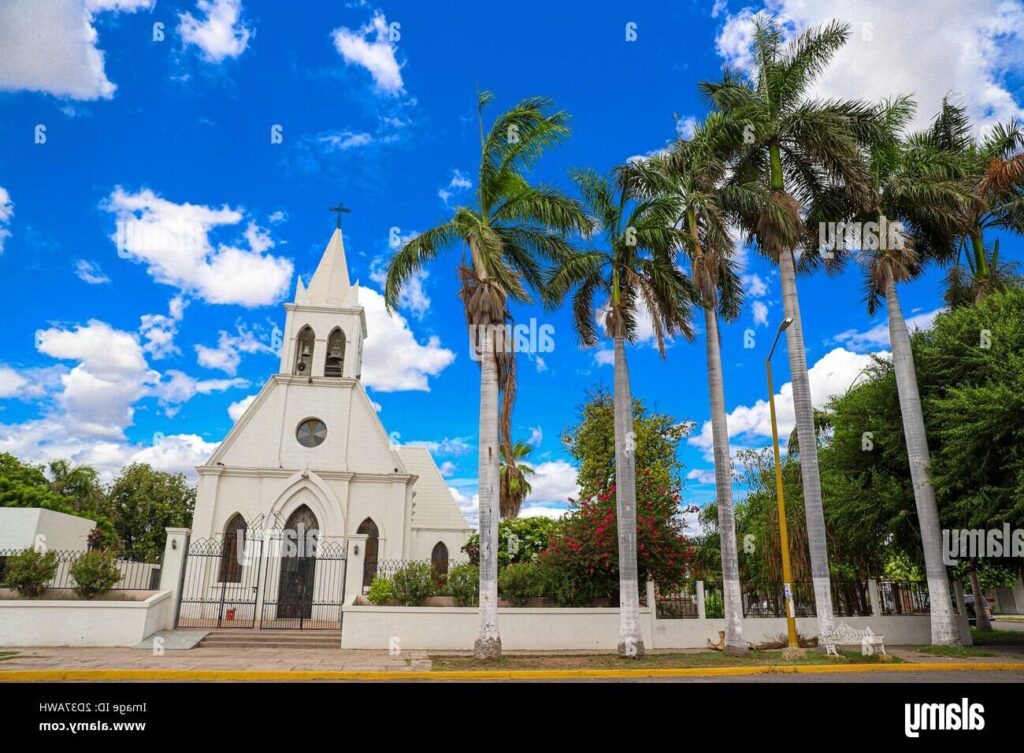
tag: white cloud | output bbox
[689,346,885,453]
[526,426,543,448]
[686,467,718,485]
[0,186,12,253]
[525,460,580,505]
[178,0,251,63]
[268,210,287,224]
[407,436,473,456]
[594,348,615,367]
[104,187,293,307]
[439,460,456,477]
[74,258,110,285]
[752,300,769,327]
[447,484,479,526]
[438,169,472,206]
[0,366,29,398]
[0,0,153,101]
[319,131,374,150]
[743,273,768,298]
[195,321,276,375]
[832,307,942,352]
[331,12,404,95]
[128,433,219,476]
[359,286,455,391]
[228,393,256,422]
[140,295,188,360]
[518,503,570,520]
[715,1,1024,132]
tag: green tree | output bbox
[499,440,535,519]
[546,170,692,656]
[702,16,886,637]
[916,99,1024,305]
[846,97,967,645]
[561,387,691,499]
[385,92,588,659]
[620,111,784,655]
[107,463,194,562]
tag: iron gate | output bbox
[176,535,263,629]
[175,533,347,630]
[260,537,347,630]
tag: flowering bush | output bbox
[446,563,479,606]
[539,469,695,603]
[69,551,120,599]
[462,517,557,567]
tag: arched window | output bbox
[431,541,449,583]
[324,328,346,377]
[294,326,315,375]
[219,513,246,583]
[356,518,379,590]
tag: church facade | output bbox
[189,225,473,593]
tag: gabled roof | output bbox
[398,446,472,530]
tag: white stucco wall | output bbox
[0,590,172,647]
[0,508,95,552]
[341,606,654,651]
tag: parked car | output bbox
[964,594,995,626]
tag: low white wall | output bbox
[653,615,935,649]
[342,607,940,651]
[0,591,173,647]
[342,606,653,651]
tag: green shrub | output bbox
[3,549,58,597]
[498,562,542,606]
[69,551,121,599]
[463,517,558,567]
[704,589,724,619]
[390,562,434,606]
[366,576,394,605]
[446,563,479,606]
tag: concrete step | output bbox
[199,630,341,649]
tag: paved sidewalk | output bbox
[0,645,431,673]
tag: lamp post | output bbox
[766,317,799,649]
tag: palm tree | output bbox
[545,168,692,657]
[701,16,886,638]
[619,113,785,656]
[385,92,588,659]
[852,97,969,645]
[919,99,1024,305]
[499,441,535,518]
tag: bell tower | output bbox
[279,214,367,380]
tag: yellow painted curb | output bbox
[0,662,1021,682]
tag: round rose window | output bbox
[296,418,327,448]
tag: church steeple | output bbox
[279,219,367,380]
[304,228,355,307]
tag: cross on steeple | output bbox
[329,202,352,229]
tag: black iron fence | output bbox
[370,557,470,585]
[877,580,931,615]
[655,583,698,618]
[260,538,347,630]
[659,579,881,619]
[0,548,161,592]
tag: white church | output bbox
[189,222,473,596]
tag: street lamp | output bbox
[766,317,799,649]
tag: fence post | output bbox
[867,578,880,616]
[646,579,657,649]
[697,580,706,620]
[344,534,368,604]
[159,527,191,629]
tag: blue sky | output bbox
[0,0,1022,525]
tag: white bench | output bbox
[821,622,886,656]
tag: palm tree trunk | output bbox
[777,249,835,639]
[884,273,959,645]
[474,325,502,659]
[704,306,748,655]
[969,563,992,632]
[612,335,644,657]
